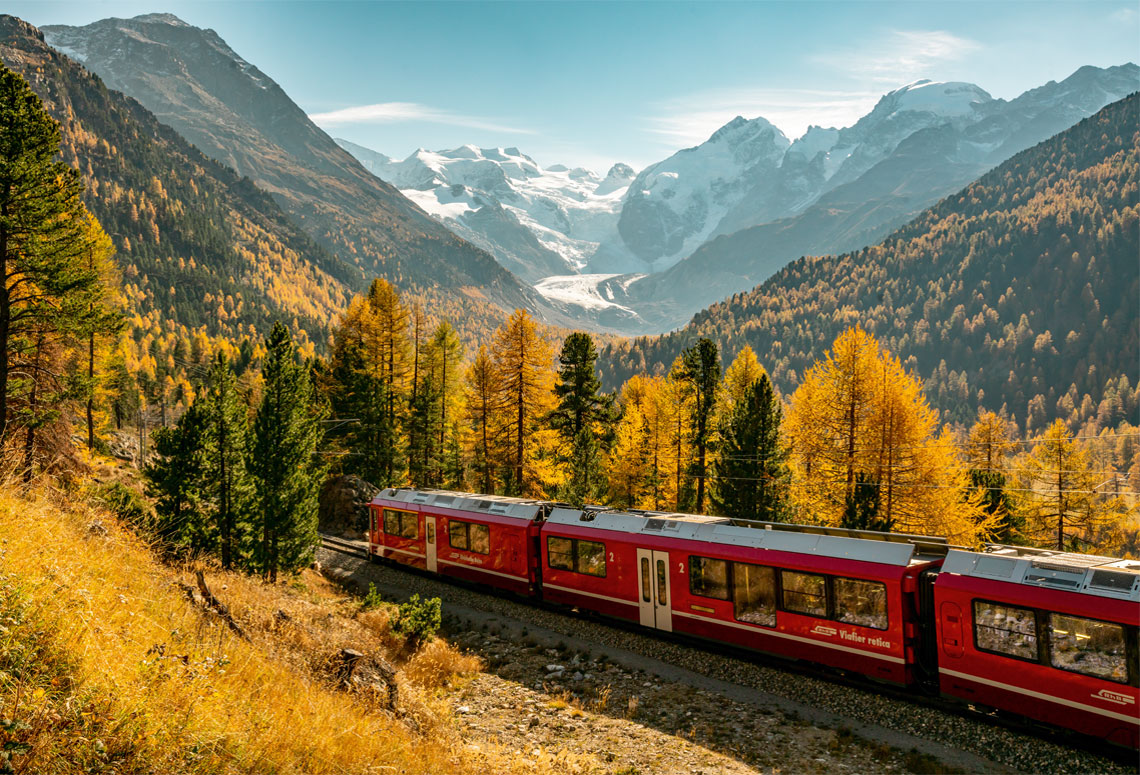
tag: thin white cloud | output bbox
[1109,6,1137,24]
[648,88,881,148]
[814,29,982,85]
[309,101,536,135]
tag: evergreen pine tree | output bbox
[550,332,611,441]
[324,299,387,487]
[559,427,608,506]
[551,332,612,502]
[840,473,892,532]
[0,64,117,448]
[146,401,213,554]
[251,323,326,581]
[969,469,1017,543]
[711,372,790,521]
[676,338,721,513]
[202,352,254,570]
[406,363,441,487]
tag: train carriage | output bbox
[933,547,1140,748]
[540,507,948,685]
[362,486,1139,751]
[369,488,550,595]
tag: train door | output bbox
[939,601,964,659]
[636,548,673,632]
[425,515,438,573]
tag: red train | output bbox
[368,487,1140,750]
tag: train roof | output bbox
[941,545,1140,602]
[372,488,549,521]
[546,507,948,568]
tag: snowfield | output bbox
[534,273,644,313]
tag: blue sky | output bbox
[8,1,1139,171]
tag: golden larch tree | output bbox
[722,345,766,409]
[1019,420,1115,550]
[785,326,989,543]
[607,398,650,508]
[490,309,557,496]
[966,410,1017,473]
[464,345,502,494]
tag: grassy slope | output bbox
[0,478,500,774]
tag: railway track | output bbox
[320,534,366,558]
[315,534,1131,769]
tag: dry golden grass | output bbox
[0,473,633,775]
[0,481,571,774]
[403,638,482,691]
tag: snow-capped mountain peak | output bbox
[131,12,190,27]
[338,138,637,282]
[880,79,994,118]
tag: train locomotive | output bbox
[367,487,1140,750]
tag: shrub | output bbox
[89,480,153,530]
[360,582,383,611]
[395,594,441,651]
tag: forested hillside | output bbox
[40,13,538,315]
[0,15,352,348]
[601,94,1140,434]
[0,16,532,395]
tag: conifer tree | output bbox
[77,214,122,451]
[406,358,441,487]
[607,399,650,508]
[146,401,213,553]
[551,332,612,502]
[785,326,990,543]
[324,297,391,487]
[551,332,611,440]
[202,352,254,570]
[839,473,891,532]
[722,345,765,409]
[0,65,117,448]
[464,345,501,493]
[965,410,1018,541]
[560,427,607,506]
[431,321,464,450]
[365,279,410,484]
[676,338,720,513]
[1021,420,1105,550]
[251,323,326,581]
[491,309,555,495]
[711,371,790,521]
[966,411,1016,473]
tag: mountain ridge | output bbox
[599,93,1140,434]
[41,12,539,314]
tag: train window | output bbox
[689,556,730,600]
[383,509,418,539]
[973,601,1037,660]
[577,540,607,577]
[1048,613,1128,683]
[448,520,490,554]
[470,523,490,554]
[833,577,888,630]
[547,536,574,570]
[657,559,667,603]
[733,563,776,627]
[641,558,651,602]
[546,537,606,577]
[781,571,827,618]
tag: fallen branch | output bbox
[189,570,250,641]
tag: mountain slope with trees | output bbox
[601,94,1140,433]
[0,14,353,345]
[41,13,537,313]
